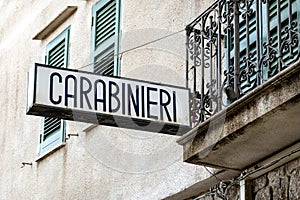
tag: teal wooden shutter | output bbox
[228,2,259,96]
[262,0,299,77]
[227,0,299,97]
[40,27,70,155]
[91,0,120,76]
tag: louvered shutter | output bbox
[228,2,259,96]
[40,28,69,154]
[91,0,120,76]
[228,0,299,98]
[262,0,299,77]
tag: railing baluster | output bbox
[217,0,222,112]
[264,0,271,79]
[256,0,261,85]
[277,0,282,72]
[233,0,240,98]
[200,19,205,120]
[226,1,231,91]
[193,32,197,93]
[209,16,213,112]
[246,0,250,86]
[288,0,293,58]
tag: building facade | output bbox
[0,0,212,199]
[175,0,300,199]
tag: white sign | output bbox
[27,64,191,134]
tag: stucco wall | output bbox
[0,0,214,199]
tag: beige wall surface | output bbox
[0,0,213,199]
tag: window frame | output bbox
[39,27,70,155]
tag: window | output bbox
[91,0,120,76]
[39,27,70,155]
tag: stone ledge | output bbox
[33,6,77,40]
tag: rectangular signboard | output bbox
[27,63,191,135]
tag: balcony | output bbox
[178,0,300,172]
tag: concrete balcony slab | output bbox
[178,61,300,171]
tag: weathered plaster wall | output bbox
[120,0,212,86]
[0,0,214,199]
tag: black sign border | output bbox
[27,63,191,135]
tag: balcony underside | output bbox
[178,61,300,170]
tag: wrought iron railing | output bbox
[187,0,300,127]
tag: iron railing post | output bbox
[256,0,262,86]
[277,0,282,72]
[217,0,222,112]
[233,0,240,99]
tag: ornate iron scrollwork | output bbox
[193,180,239,200]
[187,0,300,127]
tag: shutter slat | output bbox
[96,23,115,40]
[102,65,114,75]
[96,65,114,75]
[49,49,65,64]
[96,1,116,21]
[49,53,65,67]
[239,16,256,41]
[44,120,60,133]
[49,40,65,58]
[44,118,60,127]
[97,16,116,35]
[97,27,115,46]
[95,0,116,48]
[43,117,61,140]
[94,49,114,75]
[95,26,115,47]
[97,11,116,30]
[48,40,65,66]
[96,32,115,48]
[95,60,114,75]
[95,54,113,70]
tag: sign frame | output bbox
[27,63,191,135]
